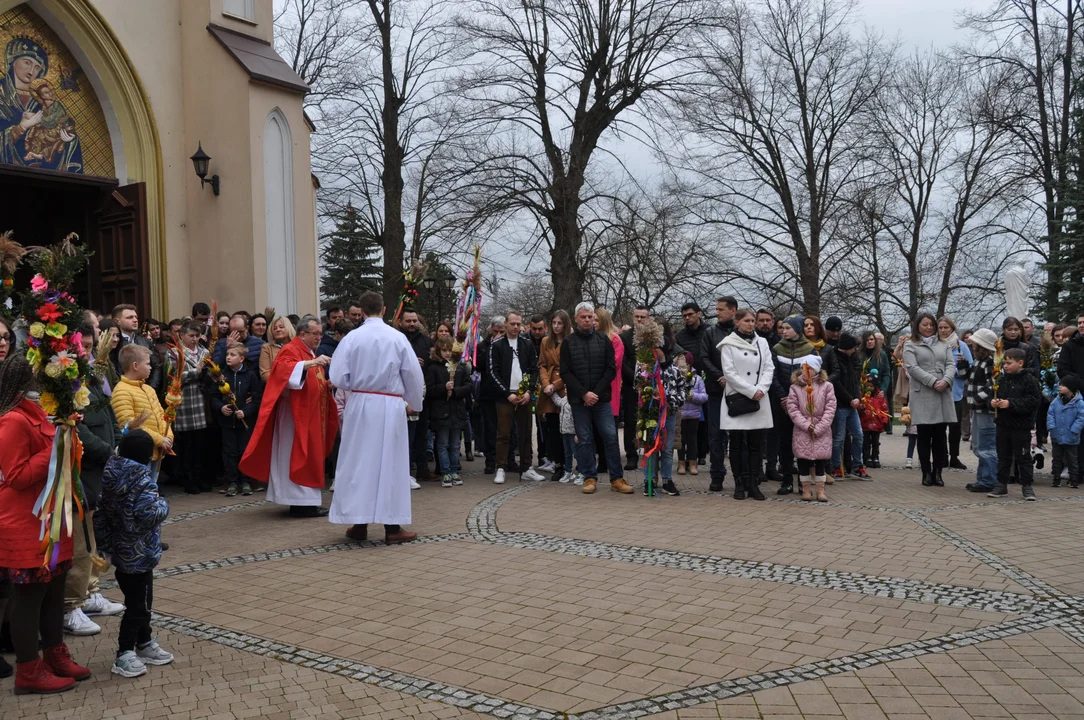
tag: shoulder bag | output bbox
[725,338,763,417]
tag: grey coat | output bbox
[902,340,957,425]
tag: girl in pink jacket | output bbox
[785,356,837,502]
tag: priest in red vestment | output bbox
[240,315,338,517]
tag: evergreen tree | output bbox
[1040,61,1084,322]
[319,204,382,310]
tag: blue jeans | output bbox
[832,407,864,470]
[563,433,578,472]
[572,403,623,480]
[971,411,997,488]
[704,395,730,480]
[655,412,677,481]
[435,427,461,476]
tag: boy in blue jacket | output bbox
[1047,375,1084,487]
[94,430,172,678]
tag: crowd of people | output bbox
[0,290,1080,695]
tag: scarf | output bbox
[808,337,825,352]
[774,337,815,359]
[920,334,939,347]
[942,332,959,348]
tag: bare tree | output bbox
[452,0,710,312]
[668,0,892,316]
[960,0,1083,311]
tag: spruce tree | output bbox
[319,204,382,310]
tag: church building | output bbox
[0,0,318,319]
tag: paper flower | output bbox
[30,274,48,293]
[29,322,45,338]
[26,347,41,368]
[70,332,84,356]
[38,391,58,415]
[37,302,61,323]
[45,322,67,339]
[44,350,77,379]
[73,384,90,410]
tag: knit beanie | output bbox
[118,429,155,466]
[784,315,803,336]
[1061,375,1081,395]
[837,333,859,351]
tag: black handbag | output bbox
[724,340,763,417]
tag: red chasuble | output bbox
[240,337,338,488]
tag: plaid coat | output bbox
[170,345,209,432]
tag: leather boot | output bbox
[14,658,74,695]
[0,654,11,679]
[800,476,814,501]
[932,467,945,486]
[921,472,933,486]
[733,474,747,500]
[746,474,766,501]
[345,524,368,542]
[777,476,794,495]
[385,529,418,545]
[677,460,686,475]
[815,477,829,502]
[42,643,91,681]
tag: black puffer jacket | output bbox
[206,362,263,429]
[675,321,707,370]
[561,328,616,405]
[425,359,473,430]
[823,346,862,407]
[1000,336,1039,377]
[402,328,433,361]
[995,370,1042,430]
[698,320,735,396]
[1058,330,1084,381]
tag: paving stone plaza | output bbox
[7,435,1084,720]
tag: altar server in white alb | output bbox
[329,291,425,544]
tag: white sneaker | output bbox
[83,592,125,616]
[521,467,545,482]
[409,476,421,490]
[63,607,101,636]
[539,460,556,473]
[905,458,913,469]
[494,469,506,484]
[572,473,585,486]
[558,470,572,483]
[330,479,336,492]
[1062,468,1070,480]
[112,650,147,678]
[136,637,174,666]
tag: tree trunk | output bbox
[549,210,585,313]
[375,0,406,312]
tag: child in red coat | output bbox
[860,369,890,468]
[0,356,91,695]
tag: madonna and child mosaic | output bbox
[0,3,113,177]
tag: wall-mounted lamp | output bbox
[190,142,220,196]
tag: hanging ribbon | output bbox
[33,419,84,569]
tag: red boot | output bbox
[42,643,92,681]
[14,658,75,695]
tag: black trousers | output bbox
[621,386,638,462]
[10,574,65,663]
[221,424,253,486]
[797,458,827,476]
[678,418,699,462]
[916,423,948,474]
[764,397,782,473]
[175,428,208,491]
[863,431,881,463]
[411,404,431,471]
[997,427,1034,487]
[948,419,963,459]
[697,420,708,461]
[480,400,498,465]
[115,570,154,654]
[544,413,564,468]
[729,429,763,477]
[535,413,547,464]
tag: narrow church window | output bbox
[223,0,256,22]
[264,109,297,314]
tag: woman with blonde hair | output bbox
[258,316,296,382]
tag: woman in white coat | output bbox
[719,308,775,500]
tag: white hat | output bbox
[971,328,998,352]
[802,355,822,373]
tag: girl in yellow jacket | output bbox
[111,344,173,461]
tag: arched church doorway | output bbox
[0,1,161,315]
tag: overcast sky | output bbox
[862,0,990,50]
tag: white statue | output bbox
[1005,263,1029,320]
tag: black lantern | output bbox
[190,142,220,196]
[422,277,436,291]
[443,273,457,291]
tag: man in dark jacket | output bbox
[824,333,867,479]
[755,308,786,482]
[618,305,652,470]
[211,313,265,367]
[676,302,709,468]
[65,328,124,636]
[489,311,543,484]
[317,319,352,358]
[111,303,162,391]
[477,316,505,473]
[400,310,436,479]
[528,314,549,466]
[698,296,737,491]
[563,303,633,495]
[1056,316,1084,381]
